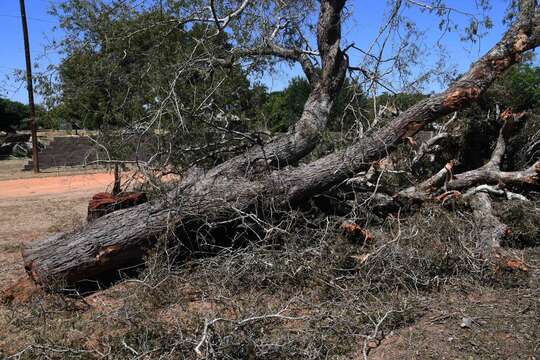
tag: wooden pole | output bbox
[19,0,39,173]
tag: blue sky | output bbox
[0,0,60,102]
[0,0,529,104]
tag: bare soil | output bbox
[0,166,114,284]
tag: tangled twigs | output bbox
[194,303,306,358]
[396,109,538,255]
[411,112,458,166]
[411,132,450,165]
[398,110,539,203]
[361,309,402,360]
[397,161,455,202]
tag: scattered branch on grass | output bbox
[194,301,306,358]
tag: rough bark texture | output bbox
[469,192,508,253]
[207,0,347,180]
[21,2,540,288]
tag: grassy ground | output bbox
[0,158,105,181]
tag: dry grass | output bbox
[1,204,538,359]
[0,195,88,287]
[0,158,105,181]
[496,200,540,249]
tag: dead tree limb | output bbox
[208,0,348,179]
[397,109,537,254]
[21,2,540,288]
[469,192,508,253]
[411,132,450,165]
[398,109,539,202]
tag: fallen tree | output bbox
[397,109,538,252]
[22,0,540,288]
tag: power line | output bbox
[0,14,56,24]
[0,65,22,70]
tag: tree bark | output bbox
[469,192,507,253]
[21,2,540,288]
[208,0,347,179]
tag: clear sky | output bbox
[0,0,531,104]
[0,0,61,102]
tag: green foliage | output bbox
[484,64,540,111]
[0,98,29,133]
[263,76,369,133]
[42,3,262,131]
[263,77,311,132]
[375,92,427,111]
[38,1,274,167]
[499,64,540,110]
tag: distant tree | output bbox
[0,98,29,133]
[263,76,368,133]
[489,64,540,111]
[41,7,262,131]
[263,77,311,132]
[38,4,275,167]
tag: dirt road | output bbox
[0,172,115,283]
[0,172,114,199]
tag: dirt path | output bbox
[0,172,114,199]
[0,173,115,284]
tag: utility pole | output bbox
[19,0,39,173]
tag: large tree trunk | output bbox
[22,2,540,288]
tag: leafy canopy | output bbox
[0,98,29,133]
